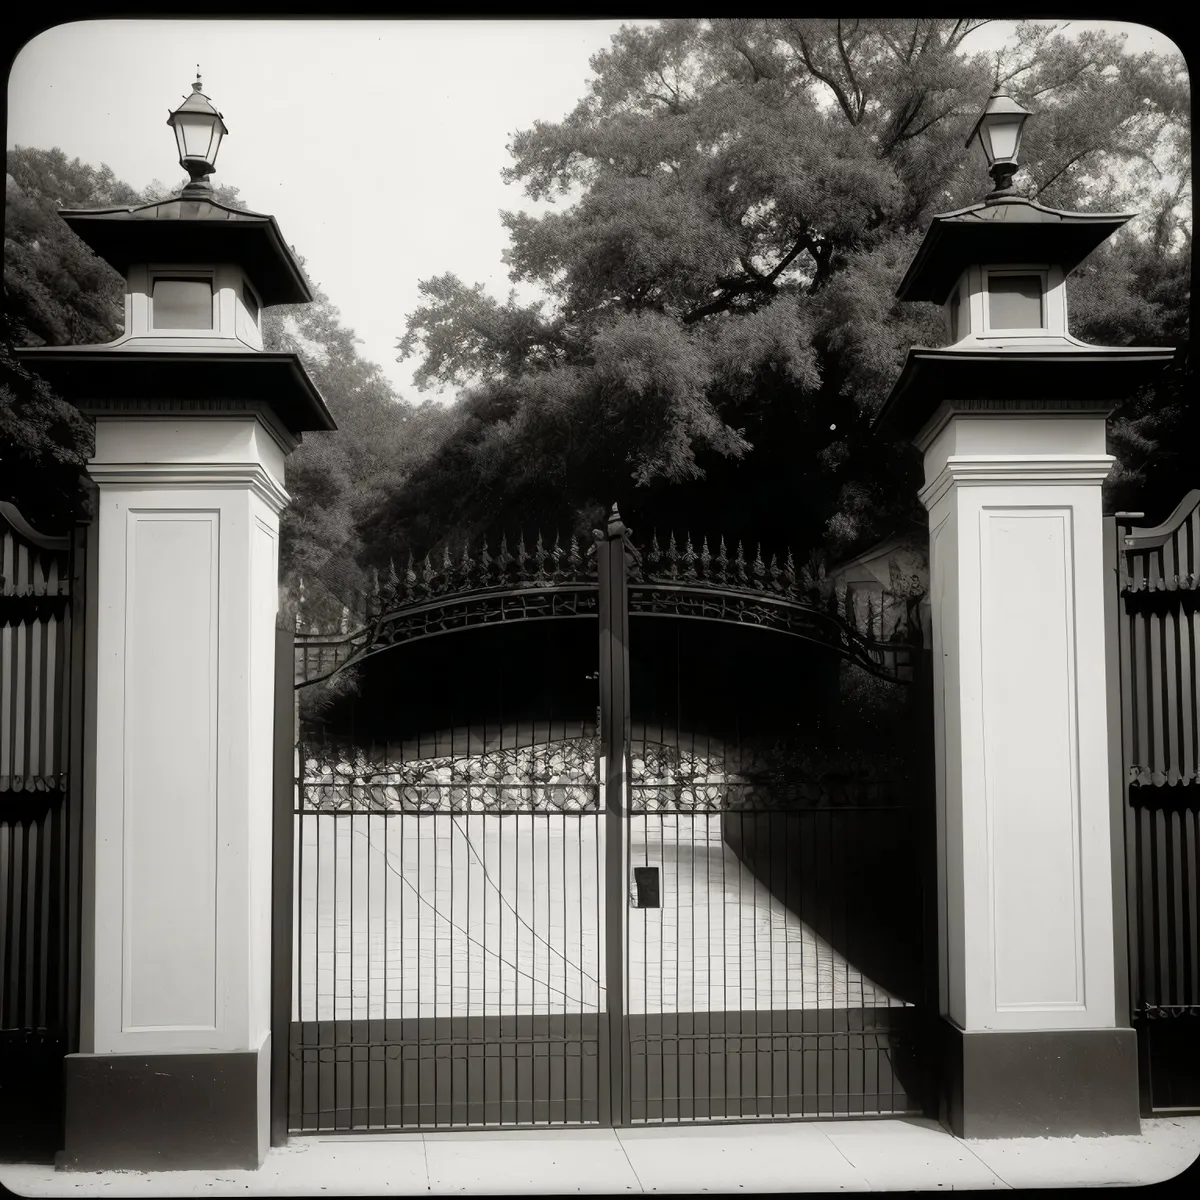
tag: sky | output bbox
[6,18,1187,405]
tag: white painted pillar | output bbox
[66,412,291,1169]
[919,406,1139,1136]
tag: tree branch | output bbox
[765,234,813,284]
[1032,147,1100,197]
[918,19,937,60]
[878,31,908,63]
[947,18,992,52]
[836,19,864,122]
[1028,57,1100,98]
[680,232,815,324]
[891,102,956,145]
[998,60,1037,86]
[906,22,919,62]
[790,26,858,126]
[732,40,766,82]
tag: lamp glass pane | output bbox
[152,277,214,329]
[205,123,224,166]
[176,113,215,161]
[988,275,1043,329]
[983,115,1023,163]
[242,282,259,323]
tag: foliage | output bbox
[383,18,1189,568]
[4,148,139,347]
[0,304,94,530]
[263,268,456,623]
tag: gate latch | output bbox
[632,866,661,909]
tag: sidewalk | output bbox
[2,1116,1198,1195]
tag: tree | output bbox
[262,262,454,624]
[0,303,94,530]
[380,18,1189,569]
[4,147,141,347]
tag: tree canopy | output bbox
[2,20,1192,595]
[379,18,1190,570]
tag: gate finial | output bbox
[606,502,627,538]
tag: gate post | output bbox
[269,625,296,1146]
[15,80,335,1172]
[873,95,1174,1140]
[596,504,631,1126]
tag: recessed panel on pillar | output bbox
[980,507,1083,1012]
[123,510,220,1032]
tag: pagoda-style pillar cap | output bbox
[876,195,1175,446]
[895,197,1136,306]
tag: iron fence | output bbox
[0,502,89,1156]
[1109,490,1200,1113]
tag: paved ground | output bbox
[3,1116,1196,1194]
[294,812,904,1021]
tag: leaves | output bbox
[0,306,94,529]
[385,18,1188,566]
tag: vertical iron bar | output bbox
[674,626,682,1124]
[417,724,425,1126]
[271,625,296,1146]
[597,505,630,1127]
[65,515,87,1062]
[476,710,484,1128]
[911,648,938,1118]
[1103,516,1133,1032]
[498,680,507,1128]
[383,732,391,1129]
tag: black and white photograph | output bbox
[1,14,1196,1193]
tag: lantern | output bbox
[166,73,228,194]
[966,93,1033,200]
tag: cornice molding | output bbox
[919,454,1115,511]
[912,397,1113,452]
[86,461,291,515]
[81,398,301,456]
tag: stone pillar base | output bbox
[59,1038,269,1171]
[940,1021,1140,1138]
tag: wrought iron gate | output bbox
[0,502,89,1158]
[1109,491,1200,1114]
[275,507,930,1133]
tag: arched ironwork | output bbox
[293,510,921,687]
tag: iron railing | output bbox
[292,517,919,688]
[0,501,89,1155]
[1110,490,1200,1113]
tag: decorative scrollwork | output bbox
[628,584,913,681]
[294,519,920,688]
[302,736,601,813]
[300,735,900,814]
[295,585,600,687]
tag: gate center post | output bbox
[597,504,632,1127]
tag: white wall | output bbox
[85,414,287,1056]
[921,416,1118,1032]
